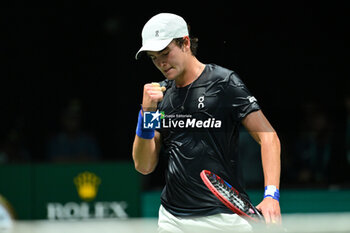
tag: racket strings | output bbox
[208,175,251,213]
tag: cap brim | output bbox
[135,38,173,60]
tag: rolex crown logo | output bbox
[74,171,101,201]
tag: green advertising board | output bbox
[0,162,141,220]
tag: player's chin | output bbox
[163,71,177,80]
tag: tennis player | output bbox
[133,13,281,232]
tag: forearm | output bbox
[132,82,165,175]
[260,132,281,188]
[132,134,160,175]
[243,111,281,223]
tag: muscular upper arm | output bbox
[241,110,276,144]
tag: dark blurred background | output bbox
[0,3,349,189]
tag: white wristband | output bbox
[264,185,280,201]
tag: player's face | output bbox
[147,41,188,80]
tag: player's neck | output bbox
[175,57,205,88]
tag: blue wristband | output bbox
[136,110,155,139]
[264,185,280,201]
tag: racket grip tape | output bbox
[136,110,155,139]
[264,185,280,201]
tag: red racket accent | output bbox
[200,170,264,222]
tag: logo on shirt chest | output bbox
[198,96,205,109]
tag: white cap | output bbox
[135,13,189,60]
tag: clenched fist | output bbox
[142,82,166,113]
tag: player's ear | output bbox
[182,36,191,52]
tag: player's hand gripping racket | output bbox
[200,170,264,223]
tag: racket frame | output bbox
[200,170,263,222]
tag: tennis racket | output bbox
[200,170,264,223]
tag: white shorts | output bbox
[0,204,13,230]
[158,205,252,233]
